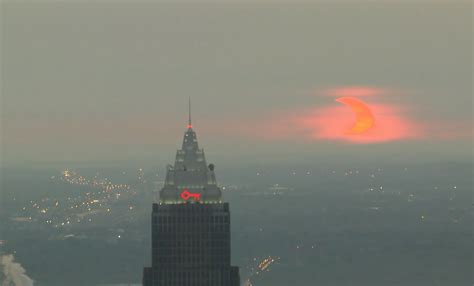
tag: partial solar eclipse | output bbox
[335,96,375,134]
[294,86,422,143]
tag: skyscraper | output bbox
[142,101,240,286]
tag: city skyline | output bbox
[0,2,472,286]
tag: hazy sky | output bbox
[1,1,472,166]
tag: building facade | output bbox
[143,105,240,286]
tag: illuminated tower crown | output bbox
[159,99,222,203]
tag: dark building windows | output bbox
[145,204,239,285]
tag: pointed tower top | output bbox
[187,97,192,129]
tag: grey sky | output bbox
[1,1,472,166]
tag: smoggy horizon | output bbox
[2,2,472,167]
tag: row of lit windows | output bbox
[176,185,205,189]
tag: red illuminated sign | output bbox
[180,189,201,201]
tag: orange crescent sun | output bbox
[335,96,375,134]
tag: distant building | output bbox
[142,101,240,286]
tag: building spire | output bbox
[187,97,192,129]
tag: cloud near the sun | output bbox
[218,86,423,144]
[319,86,387,98]
[296,103,422,143]
[5,86,467,147]
[201,104,422,144]
[206,86,471,144]
[277,86,420,143]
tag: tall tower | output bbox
[142,103,240,286]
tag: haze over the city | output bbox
[2,1,472,167]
